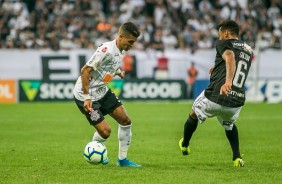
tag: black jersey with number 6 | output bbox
[204,39,253,107]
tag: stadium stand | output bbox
[0,0,281,51]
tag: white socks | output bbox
[118,124,132,160]
[92,131,107,142]
[92,125,132,160]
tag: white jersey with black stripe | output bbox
[73,39,123,101]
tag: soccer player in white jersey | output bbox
[73,22,141,167]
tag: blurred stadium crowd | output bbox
[0,0,281,51]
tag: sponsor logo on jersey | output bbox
[231,42,244,47]
[102,47,107,53]
[243,43,253,54]
[231,41,244,50]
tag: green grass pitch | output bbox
[0,102,282,184]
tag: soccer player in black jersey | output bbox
[179,20,253,167]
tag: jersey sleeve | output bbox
[216,40,233,56]
[86,45,113,70]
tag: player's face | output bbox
[120,35,137,51]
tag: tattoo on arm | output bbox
[222,50,236,83]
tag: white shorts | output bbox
[192,91,242,130]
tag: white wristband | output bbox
[115,68,121,75]
[83,94,91,100]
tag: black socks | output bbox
[182,114,241,161]
[182,115,198,147]
[225,124,241,160]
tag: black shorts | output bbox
[75,89,122,126]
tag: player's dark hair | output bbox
[120,22,140,38]
[218,20,240,36]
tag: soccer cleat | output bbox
[101,157,108,165]
[117,158,141,168]
[233,158,245,167]
[179,138,191,155]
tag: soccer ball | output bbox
[83,141,108,165]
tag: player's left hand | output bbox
[220,81,232,96]
[117,71,125,79]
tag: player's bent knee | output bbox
[99,128,111,139]
[189,111,198,120]
[119,116,132,126]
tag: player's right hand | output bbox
[220,81,232,96]
[83,99,93,112]
[118,71,125,79]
